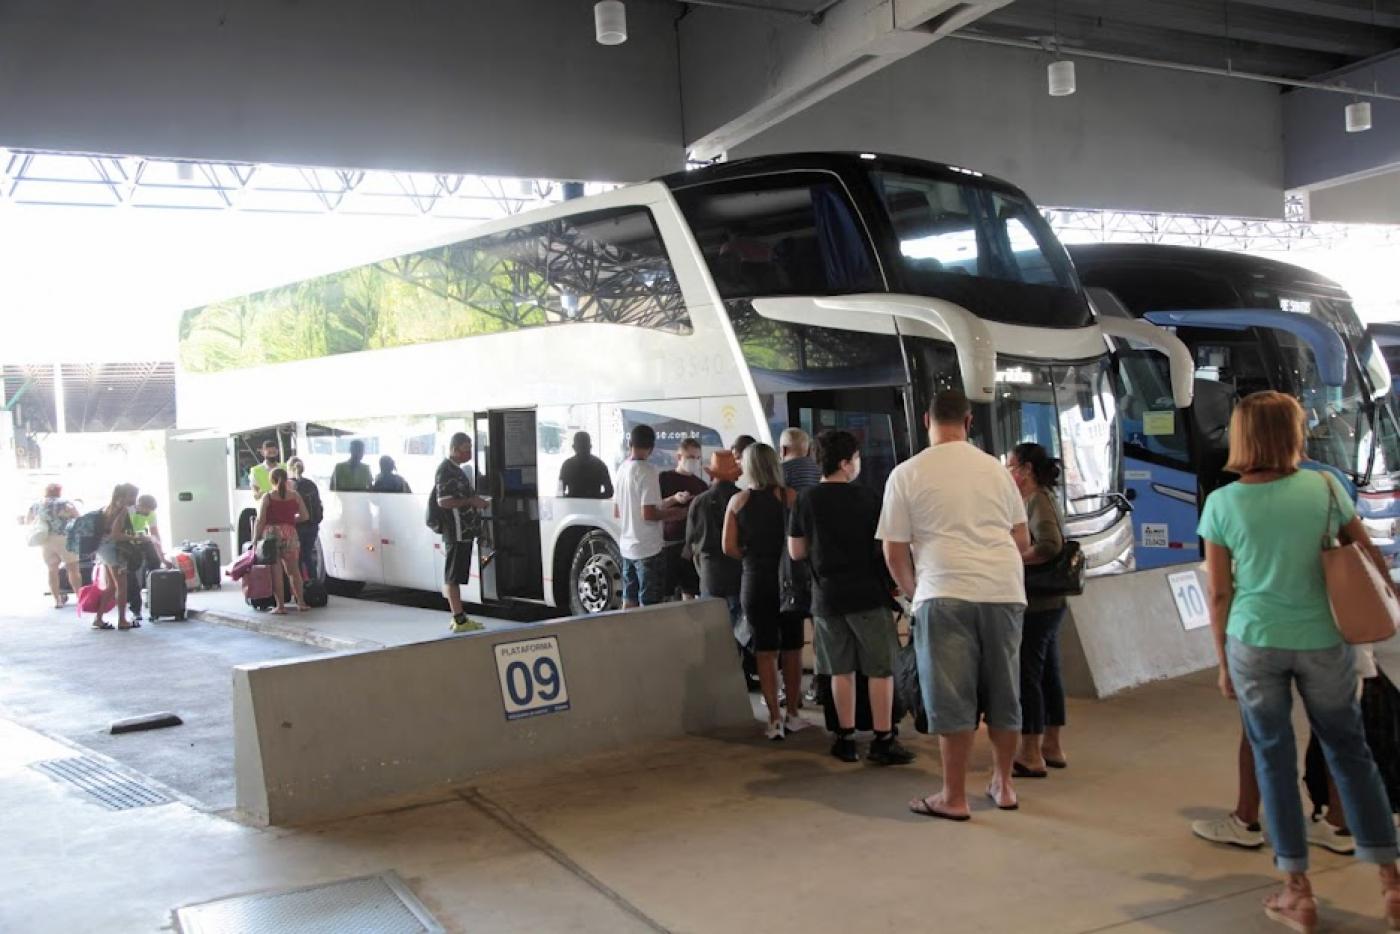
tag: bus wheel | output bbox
[325,576,365,597]
[569,530,622,615]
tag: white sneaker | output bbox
[765,720,785,742]
[783,713,809,733]
[1307,815,1355,855]
[1191,814,1264,849]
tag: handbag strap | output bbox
[1319,470,1339,552]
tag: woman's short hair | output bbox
[1225,390,1304,475]
[741,442,785,489]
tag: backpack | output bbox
[66,509,107,556]
[425,484,446,534]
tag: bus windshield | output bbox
[980,356,1121,517]
[1276,330,1379,483]
[870,170,1092,328]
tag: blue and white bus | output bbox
[168,153,1191,614]
[1072,243,1400,569]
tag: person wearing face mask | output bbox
[660,437,709,600]
[789,430,914,765]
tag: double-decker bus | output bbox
[1071,243,1400,569]
[168,152,1192,614]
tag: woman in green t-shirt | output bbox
[1199,391,1399,933]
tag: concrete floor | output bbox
[5,658,1400,933]
[0,601,320,809]
[5,537,1399,932]
[187,583,529,650]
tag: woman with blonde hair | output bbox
[1199,390,1400,932]
[723,442,805,740]
[252,467,311,614]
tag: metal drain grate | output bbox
[175,872,443,934]
[32,756,171,810]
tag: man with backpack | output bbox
[433,432,490,633]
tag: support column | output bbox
[52,362,66,434]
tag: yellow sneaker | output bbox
[450,615,485,634]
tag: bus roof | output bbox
[657,152,1029,201]
[1068,243,1349,300]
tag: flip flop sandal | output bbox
[987,789,1019,811]
[1045,758,1068,769]
[91,621,114,630]
[117,622,135,631]
[1013,761,1048,779]
[909,796,970,822]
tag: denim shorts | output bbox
[913,598,1024,734]
[622,552,666,606]
[814,607,899,677]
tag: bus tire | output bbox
[325,576,365,597]
[567,529,623,616]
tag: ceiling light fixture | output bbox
[1346,100,1373,133]
[595,1,627,46]
[1047,0,1075,97]
[1048,59,1076,96]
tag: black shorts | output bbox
[665,543,699,597]
[444,540,473,586]
[746,602,806,653]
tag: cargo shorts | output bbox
[813,607,899,678]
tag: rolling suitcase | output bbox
[146,567,187,621]
[242,564,276,611]
[185,541,221,590]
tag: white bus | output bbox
[168,152,1190,614]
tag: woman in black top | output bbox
[724,442,804,741]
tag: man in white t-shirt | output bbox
[878,389,1030,821]
[614,424,692,608]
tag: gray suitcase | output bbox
[146,568,187,621]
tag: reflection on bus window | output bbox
[1276,331,1369,480]
[1117,347,1190,464]
[673,175,882,300]
[984,358,1120,516]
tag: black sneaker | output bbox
[867,737,916,766]
[830,736,859,763]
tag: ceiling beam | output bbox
[1231,0,1400,30]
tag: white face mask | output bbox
[680,457,704,478]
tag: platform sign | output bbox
[494,636,570,721]
[1167,569,1211,632]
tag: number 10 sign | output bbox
[1167,569,1211,632]
[494,636,571,721]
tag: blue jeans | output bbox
[622,553,666,606]
[1227,637,1399,872]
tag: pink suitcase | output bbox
[241,564,275,610]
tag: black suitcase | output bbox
[146,567,187,621]
[182,541,222,590]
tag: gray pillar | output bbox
[52,362,66,433]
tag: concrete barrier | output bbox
[1059,565,1217,698]
[234,599,753,826]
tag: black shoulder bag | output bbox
[1023,493,1086,597]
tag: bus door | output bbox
[476,409,544,603]
[786,388,911,494]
